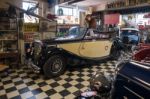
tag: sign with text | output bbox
[24,23,39,32]
[24,33,34,42]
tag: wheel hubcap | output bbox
[51,59,63,73]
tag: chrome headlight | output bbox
[33,42,43,65]
[34,42,42,55]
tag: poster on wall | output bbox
[104,14,120,25]
[136,13,150,26]
[39,20,57,32]
[122,14,136,27]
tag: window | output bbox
[60,7,73,16]
[55,6,77,16]
[23,1,39,23]
[55,5,79,24]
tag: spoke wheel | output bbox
[43,55,66,78]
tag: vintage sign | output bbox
[24,33,34,42]
[24,23,39,32]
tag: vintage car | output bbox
[29,26,123,77]
[120,28,140,45]
[76,47,150,99]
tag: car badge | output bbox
[105,46,108,50]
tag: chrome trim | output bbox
[47,45,57,47]
[130,61,150,70]
[134,77,150,87]
[124,86,144,99]
[118,73,150,90]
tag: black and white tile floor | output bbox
[0,60,116,99]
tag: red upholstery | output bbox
[133,48,150,62]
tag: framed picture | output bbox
[39,20,57,32]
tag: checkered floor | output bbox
[0,60,116,99]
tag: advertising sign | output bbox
[24,33,34,42]
[24,23,39,32]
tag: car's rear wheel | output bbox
[43,55,66,78]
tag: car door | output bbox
[79,31,113,58]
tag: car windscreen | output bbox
[56,27,86,40]
[121,30,138,36]
[68,27,86,37]
[121,30,139,42]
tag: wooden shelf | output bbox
[106,3,150,11]
[0,15,19,66]
[0,39,17,41]
[94,3,150,14]
[0,30,17,32]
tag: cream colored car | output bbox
[31,27,122,77]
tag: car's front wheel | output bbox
[43,55,66,78]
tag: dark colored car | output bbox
[120,28,140,45]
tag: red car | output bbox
[133,46,150,63]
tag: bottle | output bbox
[126,0,129,6]
[111,2,114,8]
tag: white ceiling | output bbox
[73,0,116,7]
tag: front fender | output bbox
[112,38,124,51]
[44,47,65,61]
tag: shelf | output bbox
[0,16,19,66]
[0,30,17,32]
[0,39,17,41]
[106,3,150,11]
[94,3,150,14]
